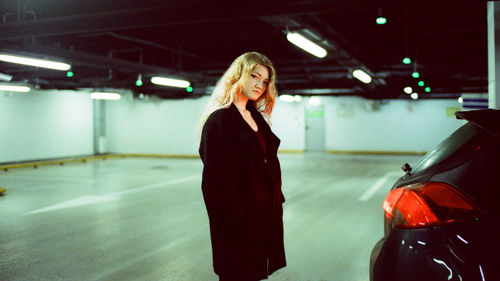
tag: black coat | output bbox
[199,102,286,280]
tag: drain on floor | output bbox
[151,166,169,170]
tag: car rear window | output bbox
[412,123,479,174]
[409,121,500,213]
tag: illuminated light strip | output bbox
[0,85,30,92]
[151,76,190,88]
[90,92,121,100]
[0,72,13,81]
[0,54,71,71]
[279,95,295,102]
[286,32,327,58]
[309,96,321,106]
[352,69,372,84]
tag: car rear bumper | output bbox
[369,225,498,281]
[369,238,384,281]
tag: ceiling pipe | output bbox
[1,41,204,80]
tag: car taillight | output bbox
[383,182,478,229]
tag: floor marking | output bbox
[93,235,191,280]
[1,174,96,184]
[116,174,200,196]
[23,175,200,216]
[23,195,118,215]
[358,171,402,202]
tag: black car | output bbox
[370,109,500,281]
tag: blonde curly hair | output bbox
[199,52,278,128]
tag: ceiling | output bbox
[0,0,487,100]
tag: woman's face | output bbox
[241,64,269,101]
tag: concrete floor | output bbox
[0,153,420,281]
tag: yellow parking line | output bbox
[0,154,199,171]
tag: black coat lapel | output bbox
[228,103,265,160]
[247,102,281,154]
[228,102,281,159]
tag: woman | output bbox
[199,52,286,281]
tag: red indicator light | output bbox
[383,188,404,217]
[394,189,439,227]
[383,182,478,229]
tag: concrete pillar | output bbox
[93,99,107,154]
[488,1,500,108]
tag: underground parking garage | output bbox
[0,93,483,281]
[0,1,496,280]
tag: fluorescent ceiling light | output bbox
[309,96,321,106]
[151,76,190,88]
[283,88,352,95]
[0,54,71,71]
[286,32,327,58]
[0,72,13,81]
[279,95,295,103]
[0,84,30,92]
[352,69,372,84]
[90,92,121,100]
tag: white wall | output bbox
[322,97,464,153]
[105,97,306,155]
[272,100,305,151]
[0,90,93,163]
[0,89,465,164]
[105,95,464,155]
[105,95,206,155]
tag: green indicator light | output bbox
[66,71,74,78]
[402,57,411,64]
[412,72,420,78]
[376,17,387,25]
[425,87,431,93]
[136,80,143,87]
[418,81,425,87]
[186,86,193,93]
